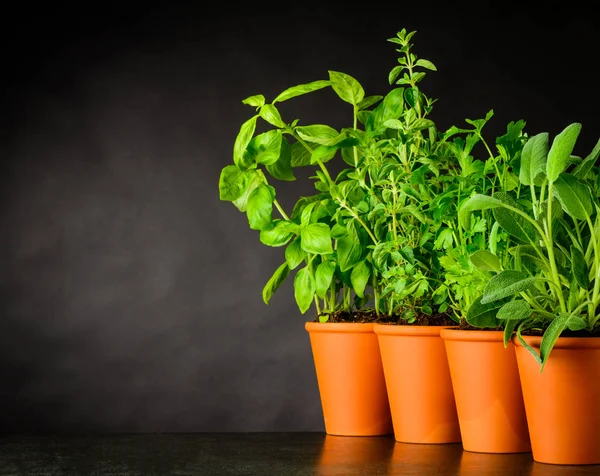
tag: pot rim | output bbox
[305,321,376,334]
[440,328,507,343]
[373,324,458,337]
[512,334,600,349]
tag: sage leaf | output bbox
[458,194,503,230]
[573,137,600,179]
[539,313,570,368]
[466,295,502,328]
[519,132,548,186]
[492,192,537,243]
[553,173,593,220]
[350,260,371,298]
[570,245,589,288]
[300,223,333,255]
[546,123,582,183]
[496,299,532,320]
[329,70,365,105]
[481,270,537,304]
[503,319,519,347]
[469,250,501,272]
[262,262,289,305]
[273,80,331,103]
[315,261,336,299]
[294,266,315,314]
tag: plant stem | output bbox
[546,182,567,313]
[353,106,359,168]
[273,199,290,220]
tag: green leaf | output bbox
[357,95,383,110]
[337,235,362,272]
[350,260,371,298]
[539,313,570,368]
[567,315,587,331]
[311,138,359,165]
[294,266,315,314]
[366,88,404,132]
[411,118,435,131]
[315,261,336,299]
[285,237,305,270]
[219,165,250,201]
[503,319,519,347]
[415,59,437,71]
[328,70,365,105]
[290,141,312,167]
[300,223,333,254]
[570,245,589,288]
[493,192,537,243]
[458,194,503,230]
[481,270,537,304]
[266,138,295,181]
[496,299,532,320]
[296,125,343,146]
[404,87,419,108]
[247,184,274,230]
[470,250,502,272]
[232,171,261,212]
[233,115,258,167]
[573,137,600,179]
[259,104,285,128]
[245,129,283,165]
[466,295,502,328]
[273,80,331,103]
[388,65,403,85]
[553,173,593,220]
[383,119,403,130]
[519,132,548,186]
[242,94,265,107]
[262,262,290,304]
[489,221,500,255]
[260,219,295,247]
[546,123,582,183]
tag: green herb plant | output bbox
[459,123,600,368]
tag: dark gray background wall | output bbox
[1,3,598,433]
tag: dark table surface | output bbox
[1,432,599,475]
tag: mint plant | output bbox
[459,123,600,367]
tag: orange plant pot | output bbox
[374,324,461,444]
[305,322,393,436]
[514,335,600,465]
[440,329,530,453]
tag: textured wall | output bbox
[0,4,598,433]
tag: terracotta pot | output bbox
[305,322,393,436]
[514,335,600,465]
[441,329,530,453]
[374,324,461,443]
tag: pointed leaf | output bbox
[328,70,364,105]
[242,94,265,107]
[300,223,333,255]
[358,95,383,110]
[259,104,285,128]
[366,88,404,133]
[285,237,305,270]
[519,132,548,186]
[481,270,537,304]
[470,250,502,272]
[260,219,295,247]
[458,194,503,230]
[539,313,570,368]
[294,266,315,314]
[415,59,437,71]
[337,235,362,272]
[296,125,343,146]
[492,192,537,243]
[273,80,331,103]
[262,263,290,304]
[496,299,532,320]
[247,184,274,230]
[546,123,582,183]
[219,165,250,201]
[315,261,336,299]
[466,295,502,328]
[290,141,312,167]
[245,129,283,165]
[570,245,589,288]
[266,138,295,181]
[553,173,593,220]
[573,137,600,179]
[350,260,370,298]
[233,115,258,167]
